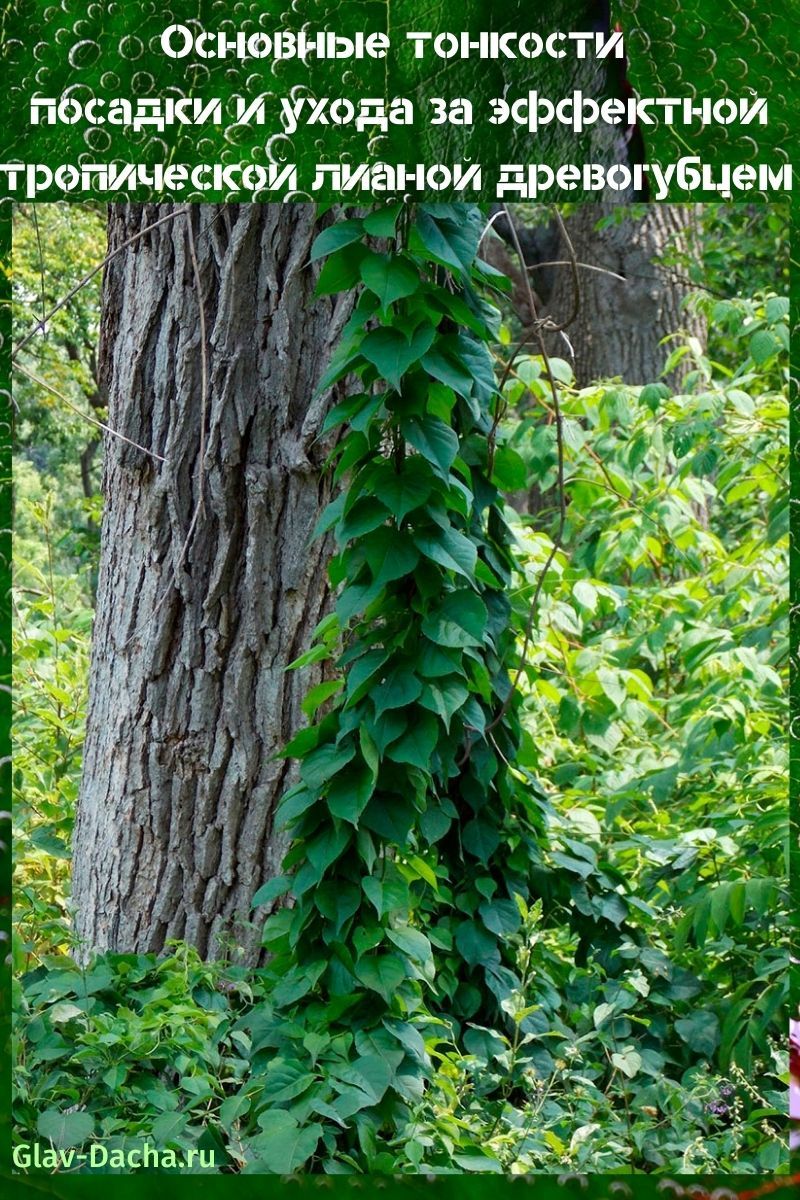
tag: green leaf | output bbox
[315,883,360,935]
[765,295,789,322]
[285,642,330,671]
[402,415,459,476]
[749,329,779,363]
[597,667,626,709]
[453,1153,504,1173]
[370,459,434,526]
[273,782,314,830]
[301,680,343,718]
[337,497,391,542]
[271,966,324,1008]
[363,204,402,237]
[367,709,408,756]
[638,382,669,411]
[492,445,528,491]
[593,1002,616,1028]
[252,875,292,908]
[414,527,477,581]
[405,854,440,889]
[573,580,598,613]
[362,528,420,586]
[345,648,391,706]
[373,665,423,711]
[455,920,498,967]
[300,742,356,790]
[386,711,439,768]
[361,795,416,843]
[219,1094,251,1130]
[28,829,70,858]
[329,1087,377,1119]
[359,725,380,779]
[315,243,367,295]
[360,252,419,307]
[710,882,735,935]
[462,819,500,863]
[332,1053,394,1103]
[675,1010,720,1057]
[310,218,364,262]
[728,880,747,926]
[37,1110,95,1149]
[745,878,777,917]
[479,898,521,935]
[321,392,373,435]
[415,208,480,271]
[420,346,475,398]
[306,824,351,876]
[251,1110,322,1173]
[611,1048,642,1079]
[326,763,375,825]
[420,678,469,730]
[281,724,319,753]
[152,1111,190,1145]
[362,875,410,919]
[354,954,407,1003]
[101,1063,127,1088]
[333,430,371,481]
[422,590,488,648]
[360,324,435,391]
[387,924,433,965]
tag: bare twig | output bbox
[13,361,166,463]
[31,207,47,339]
[525,259,626,284]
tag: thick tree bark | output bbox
[72,204,354,962]
[543,203,706,386]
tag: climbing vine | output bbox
[242,203,632,1170]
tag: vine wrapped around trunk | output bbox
[245,204,626,1169]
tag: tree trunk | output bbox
[543,203,706,386]
[72,204,354,963]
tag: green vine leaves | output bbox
[247,204,615,1165]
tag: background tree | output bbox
[489,203,707,385]
[71,205,355,961]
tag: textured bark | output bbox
[72,204,355,962]
[543,203,706,386]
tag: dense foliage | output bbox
[11,203,789,1175]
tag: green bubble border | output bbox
[0,0,797,1193]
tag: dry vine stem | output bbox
[467,204,580,755]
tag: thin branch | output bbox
[544,207,581,333]
[13,361,166,463]
[525,259,627,284]
[31,207,47,339]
